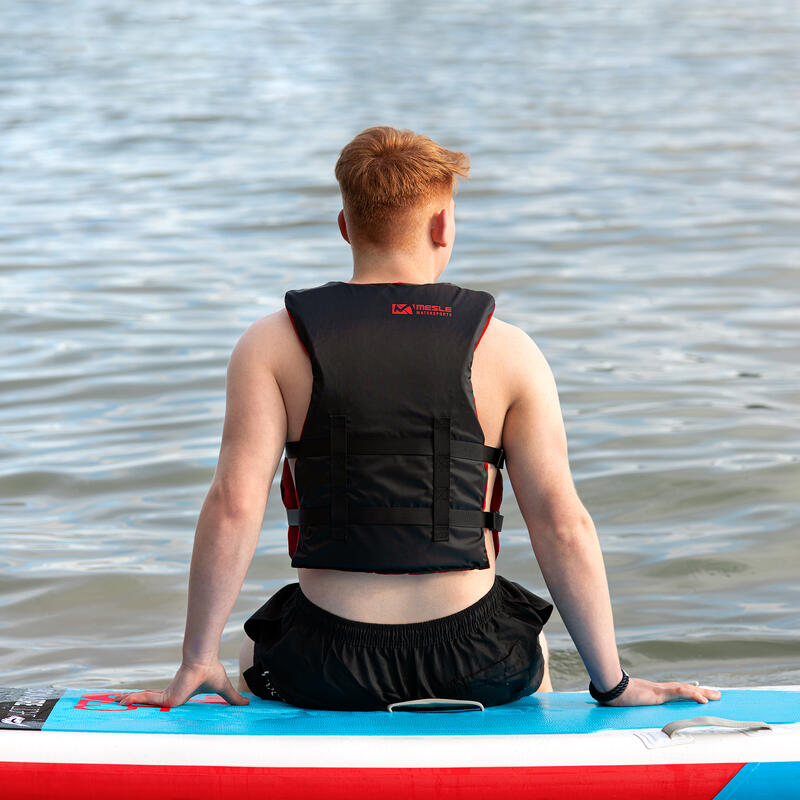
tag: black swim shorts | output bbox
[242,574,553,711]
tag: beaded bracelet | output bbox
[589,668,630,704]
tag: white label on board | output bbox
[633,729,695,748]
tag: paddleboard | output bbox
[2,685,799,799]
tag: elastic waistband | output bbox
[293,576,504,648]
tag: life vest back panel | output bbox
[282,280,504,573]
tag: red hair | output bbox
[335,126,470,245]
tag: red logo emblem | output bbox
[73,692,228,713]
[390,302,452,317]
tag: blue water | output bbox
[1,1,799,690]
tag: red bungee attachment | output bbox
[280,457,300,558]
[490,468,503,558]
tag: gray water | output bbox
[1,0,799,693]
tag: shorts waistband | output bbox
[293,576,504,648]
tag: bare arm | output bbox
[112,317,287,707]
[502,327,719,705]
[181,321,287,667]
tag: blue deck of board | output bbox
[38,688,800,736]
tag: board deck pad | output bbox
[0,687,65,730]
[2,687,799,736]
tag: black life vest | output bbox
[280,280,505,574]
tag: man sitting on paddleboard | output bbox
[112,127,720,711]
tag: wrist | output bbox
[591,666,625,694]
[589,668,629,704]
[181,654,218,670]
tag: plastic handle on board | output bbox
[387,697,486,713]
[662,716,773,738]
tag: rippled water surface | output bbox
[1,1,799,691]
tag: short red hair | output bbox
[335,126,470,245]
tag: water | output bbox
[1,0,799,692]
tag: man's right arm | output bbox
[501,325,719,705]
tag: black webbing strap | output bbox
[433,417,451,542]
[287,507,503,531]
[288,415,506,539]
[329,414,347,540]
[285,436,505,468]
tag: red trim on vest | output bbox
[286,309,309,358]
[280,457,300,558]
[490,469,503,557]
[286,305,310,441]
[474,309,493,352]
[475,309,500,559]
[284,306,310,558]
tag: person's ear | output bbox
[337,210,351,244]
[430,207,449,248]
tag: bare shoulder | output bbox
[229,308,303,376]
[480,315,554,405]
[487,318,587,533]
[233,308,295,355]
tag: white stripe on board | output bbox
[3,725,800,769]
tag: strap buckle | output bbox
[488,510,504,532]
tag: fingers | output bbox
[109,690,166,707]
[666,682,722,704]
[667,683,707,704]
[606,677,722,707]
[109,673,250,708]
[219,680,250,706]
[214,674,250,706]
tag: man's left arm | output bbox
[111,320,287,707]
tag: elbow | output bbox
[532,508,596,551]
[554,512,596,547]
[205,480,253,522]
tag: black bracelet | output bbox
[589,668,630,704]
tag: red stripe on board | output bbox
[1,761,745,800]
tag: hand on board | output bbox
[605,677,721,707]
[109,658,249,709]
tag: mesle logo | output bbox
[391,303,452,317]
